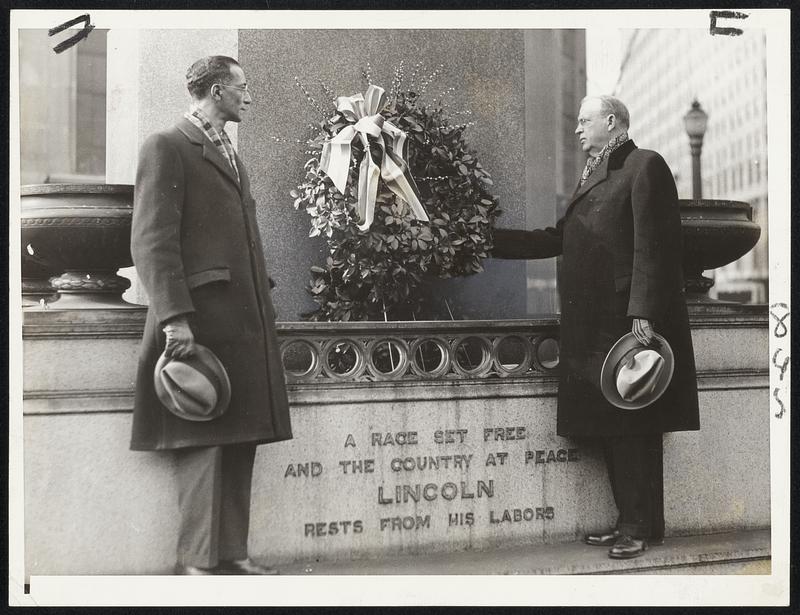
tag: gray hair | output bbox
[581,95,630,130]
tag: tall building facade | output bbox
[613,28,768,303]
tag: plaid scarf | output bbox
[579,132,629,186]
[184,107,240,183]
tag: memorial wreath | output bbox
[289,64,500,321]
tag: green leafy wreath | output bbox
[290,65,500,321]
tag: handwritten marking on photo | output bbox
[709,10,749,37]
[773,388,786,419]
[772,349,789,382]
[48,14,94,54]
[769,302,789,338]
[769,303,790,419]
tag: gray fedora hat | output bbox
[600,332,674,410]
[154,344,231,422]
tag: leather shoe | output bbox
[174,563,218,575]
[584,529,621,547]
[217,558,279,575]
[608,535,648,559]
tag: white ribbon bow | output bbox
[319,85,428,231]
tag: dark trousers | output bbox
[174,443,257,568]
[602,434,664,541]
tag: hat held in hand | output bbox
[154,344,231,422]
[600,332,674,410]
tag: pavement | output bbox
[277,529,771,576]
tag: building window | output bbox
[19,29,108,184]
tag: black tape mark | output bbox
[769,303,790,338]
[772,349,790,381]
[48,14,94,54]
[773,388,786,419]
[709,10,749,36]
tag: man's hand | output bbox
[632,318,656,346]
[163,316,196,359]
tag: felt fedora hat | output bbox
[600,332,674,410]
[154,344,231,422]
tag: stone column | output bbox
[522,31,559,316]
[521,30,587,316]
[106,29,238,305]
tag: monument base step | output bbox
[279,529,770,576]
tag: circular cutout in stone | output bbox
[494,334,532,376]
[532,336,560,372]
[410,337,450,378]
[321,338,366,380]
[280,339,320,380]
[452,336,492,376]
[366,338,409,379]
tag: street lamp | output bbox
[683,99,708,199]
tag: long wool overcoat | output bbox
[130,117,293,450]
[494,140,700,437]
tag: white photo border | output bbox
[8,8,791,607]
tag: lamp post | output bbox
[683,99,708,199]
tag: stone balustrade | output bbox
[279,320,560,384]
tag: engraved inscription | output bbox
[378,480,495,504]
[284,461,323,478]
[389,454,473,472]
[434,429,468,444]
[485,452,509,466]
[484,426,527,441]
[489,506,555,523]
[338,459,375,473]
[380,515,431,531]
[524,448,579,464]
[294,426,578,537]
[371,431,418,446]
[304,520,364,537]
[448,512,475,527]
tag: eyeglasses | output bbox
[577,114,611,126]
[215,83,252,97]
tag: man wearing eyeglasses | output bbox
[130,56,293,575]
[492,95,699,560]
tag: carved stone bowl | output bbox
[679,199,761,300]
[21,184,136,309]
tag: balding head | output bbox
[575,95,630,156]
[581,95,630,130]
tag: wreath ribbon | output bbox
[319,85,428,231]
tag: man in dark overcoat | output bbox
[492,95,699,559]
[130,55,292,574]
